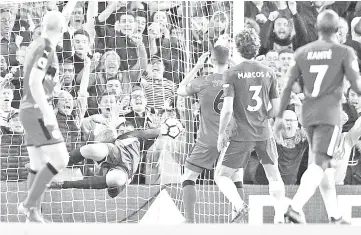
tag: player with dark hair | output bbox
[177,45,239,223]
[275,9,361,224]
[17,11,68,223]
[49,122,164,198]
[216,28,286,223]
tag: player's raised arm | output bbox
[276,59,301,119]
[29,11,65,126]
[177,52,210,97]
[217,70,234,151]
[343,47,361,95]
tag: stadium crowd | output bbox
[0,1,361,188]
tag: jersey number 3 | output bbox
[310,65,329,97]
[247,85,262,112]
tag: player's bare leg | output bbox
[215,165,249,223]
[67,143,110,165]
[181,168,200,223]
[50,144,114,192]
[50,167,128,198]
[20,147,48,222]
[231,168,245,202]
[230,168,245,223]
[19,143,69,223]
[286,151,329,223]
[318,168,349,223]
[262,163,286,224]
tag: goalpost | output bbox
[0,0,244,224]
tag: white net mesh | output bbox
[0,1,236,223]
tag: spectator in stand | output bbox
[60,1,97,60]
[0,82,17,128]
[335,88,361,185]
[296,1,352,43]
[0,109,23,134]
[244,1,278,21]
[275,110,308,185]
[147,11,185,83]
[278,48,294,76]
[199,11,229,56]
[168,27,187,84]
[0,110,27,182]
[66,29,94,79]
[18,1,58,27]
[135,10,147,36]
[125,86,155,130]
[134,10,155,58]
[0,8,31,66]
[8,43,29,109]
[338,17,361,69]
[87,48,147,116]
[82,93,126,144]
[259,1,308,55]
[0,55,8,78]
[96,5,140,71]
[265,50,279,73]
[55,54,90,152]
[59,58,77,96]
[342,88,361,134]
[105,78,132,116]
[141,55,178,111]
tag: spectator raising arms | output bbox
[96,5,140,71]
[87,47,147,116]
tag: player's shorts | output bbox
[305,124,341,157]
[19,108,64,147]
[99,140,141,179]
[222,138,278,169]
[185,142,219,173]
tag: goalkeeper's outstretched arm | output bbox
[116,128,161,141]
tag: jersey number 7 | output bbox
[310,65,329,97]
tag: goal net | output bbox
[0,0,238,223]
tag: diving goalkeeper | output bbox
[48,124,166,198]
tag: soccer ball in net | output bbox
[161,118,183,139]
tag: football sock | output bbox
[291,164,324,212]
[319,168,342,220]
[24,163,59,208]
[68,148,85,166]
[27,168,42,212]
[182,180,197,223]
[215,176,244,211]
[234,181,245,200]
[269,180,286,223]
[62,176,108,189]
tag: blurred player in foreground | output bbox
[17,11,68,223]
[217,28,286,224]
[49,122,165,198]
[177,46,243,223]
[275,10,361,224]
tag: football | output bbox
[161,118,183,139]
